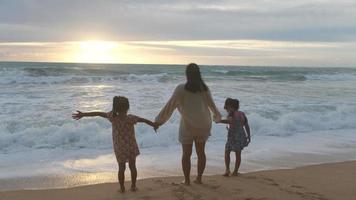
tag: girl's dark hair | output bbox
[112,96,129,116]
[184,63,208,93]
[224,98,240,116]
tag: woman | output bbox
[155,63,221,185]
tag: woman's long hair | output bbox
[184,63,208,93]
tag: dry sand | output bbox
[1,161,355,200]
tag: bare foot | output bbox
[232,170,240,176]
[223,170,230,177]
[120,186,126,193]
[180,180,190,186]
[130,185,137,192]
[193,179,203,184]
[180,181,190,186]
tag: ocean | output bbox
[1,62,356,189]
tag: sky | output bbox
[0,0,356,67]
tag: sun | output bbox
[73,40,119,63]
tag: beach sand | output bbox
[1,161,355,200]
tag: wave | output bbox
[2,63,356,85]
[208,72,307,82]
[0,63,179,85]
[305,73,356,81]
[208,67,356,82]
[0,73,173,85]
[250,105,356,137]
[1,62,356,153]
[211,69,229,74]
[207,67,311,81]
[1,103,356,153]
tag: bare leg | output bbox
[194,141,206,184]
[128,158,137,191]
[224,150,231,176]
[118,162,126,192]
[232,150,241,176]
[182,143,193,185]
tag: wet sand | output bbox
[1,161,355,200]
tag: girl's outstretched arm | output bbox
[137,117,159,132]
[72,110,108,120]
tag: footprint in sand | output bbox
[140,195,152,200]
[243,175,258,180]
[153,179,170,188]
[146,187,154,191]
[291,185,304,189]
[172,185,203,200]
[172,186,187,200]
[199,183,221,190]
[263,178,280,186]
[280,185,329,200]
[153,179,163,184]
[256,177,327,200]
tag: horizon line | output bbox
[0,60,355,69]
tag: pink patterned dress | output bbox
[107,112,140,163]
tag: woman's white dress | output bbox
[155,84,221,144]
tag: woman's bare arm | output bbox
[155,86,180,126]
[206,88,222,123]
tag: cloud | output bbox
[1,40,356,67]
[0,0,355,42]
[0,0,355,66]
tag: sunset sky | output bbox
[1,0,356,67]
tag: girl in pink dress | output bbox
[218,98,251,176]
[72,96,157,193]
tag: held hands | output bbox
[153,122,161,133]
[246,137,251,145]
[72,110,84,120]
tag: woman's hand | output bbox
[72,110,84,120]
